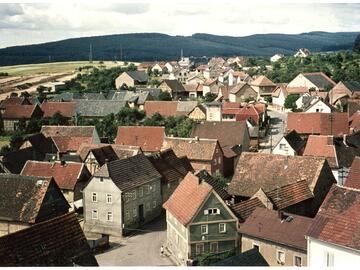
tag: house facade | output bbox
[115,71,149,88]
[3,104,43,132]
[272,130,305,156]
[228,83,258,103]
[83,154,162,236]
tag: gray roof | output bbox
[75,100,127,117]
[161,79,186,93]
[94,154,161,191]
[176,101,198,112]
[51,92,82,102]
[302,73,335,89]
[82,92,106,100]
[343,80,360,92]
[111,90,151,105]
[126,71,149,83]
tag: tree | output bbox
[354,34,360,53]
[284,94,300,111]
[10,92,18,97]
[204,92,217,102]
[49,112,69,126]
[9,131,24,151]
[159,91,172,101]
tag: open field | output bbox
[0,61,138,76]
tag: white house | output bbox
[271,86,287,110]
[270,54,284,62]
[206,101,222,122]
[294,48,310,58]
[306,185,360,267]
[287,72,336,91]
[272,130,305,156]
[295,93,312,109]
[304,99,334,113]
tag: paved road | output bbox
[95,216,175,266]
[259,108,287,153]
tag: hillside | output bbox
[0,31,358,66]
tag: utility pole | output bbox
[329,113,335,135]
[89,44,93,63]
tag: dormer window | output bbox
[204,208,220,215]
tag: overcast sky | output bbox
[0,1,360,48]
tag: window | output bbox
[153,200,157,208]
[214,159,217,165]
[145,185,150,194]
[92,192,97,202]
[325,251,334,267]
[132,190,137,200]
[107,211,113,222]
[133,208,137,217]
[219,223,226,233]
[99,177,104,182]
[205,208,220,215]
[294,256,302,267]
[279,144,286,150]
[276,250,285,264]
[210,242,218,253]
[218,157,221,164]
[91,209,98,219]
[139,187,143,197]
[201,225,208,235]
[125,210,130,220]
[196,243,204,255]
[106,194,112,204]
[253,243,260,251]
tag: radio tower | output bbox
[89,44,93,63]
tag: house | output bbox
[184,83,203,98]
[272,130,306,156]
[188,104,206,121]
[228,71,252,86]
[286,112,349,138]
[270,53,284,62]
[294,48,310,58]
[271,85,287,111]
[115,126,165,153]
[0,96,32,113]
[21,160,91,207]
[151,62,166,73]
[303,99,335,113]
[251,75,276,98]
[169,68,189,84]
[75,100,128,119]
[83,154,162,236]
[148,148,193,203]
[162,137,224,175]
[329,80,360,107]
[287,72,336,91]
[165,61,179,73]
[40,125,101,154]
[0,212,98,266]
[306,185,360,267]
[115,70,149,89]
[228,82,258,103]
[2,104,43,132]
[202,79,220,96]
[344,156,360,188]
[191,121,250,176]
[144,101,197,117]
[137,61,156,71]
[163,171,238,266]
[0,174,69,236]
[109,89,155,110]
[186,75,205,85]
[159,79,186,99]
[41,101,76,119]
[228,153,336,217]
[40,81,66,93]
[240,208,312,266]
[205,101,222,121]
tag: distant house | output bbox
[21,160,91,207]
[144,101,197,117]
[163,171,238,266]
[83,154,162,236]
[0,174,69,236]
[286,112,349,138]
[115,70,149,89]
[148,148,193,203]
[303,99,335,113]
[41,101,76,119]
[228,71,252,86]
[329,80,360,107]
[272,130,306,156]
[306,185,360,267]
[162,137,224,175]
[191,121,250,176]
[40,125,101,154]
[240,208,312,266]
[109,90,154,110]
[251,75,276,98]
[0,97,32,113]
[2,104,43,132]
[159,79,186,99]
[287,72,336,91]
[270,53,284,62]
[294,48,310,58]
[0,212,98,266]
[202,79,220,96]
[228,153,336,217]
[169,68,189,84]
[75,100,128,119]
[228,82,258,103]
[40,81,66,93]
[184,83,203,98]
[115,126,165,153]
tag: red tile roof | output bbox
[235,105,260,124]
[52,136,93,153]
[287,112,349,136]
[251,75,276,87]
[2,104,38,119]
[286,87,309,95]
[115,126,165,152]
[41,102,76,118]
[306,185,360,250]
[0,97,31,109]
[231,197,266,222]
[344,157,360,189]
[349,111,360,132]
[163,172,212,226]
[21,161,85,190]
[144,101,183,117]
[303,135,338,168]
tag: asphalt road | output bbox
[95,216,175,266]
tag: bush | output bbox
[284,94,300,110]
[159,91,172,101]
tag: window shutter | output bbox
[204,210,209,215]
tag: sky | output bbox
[0,1,360,48]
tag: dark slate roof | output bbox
[94,153,161,191]
[161,79,186,93]
[334,138,360,168]
[0,174,52,223]
[231,197,266,223]
[212,248,269,266]
[51,92,83,102]
[111,90,151,105]
[284,130,306,152]
[82,92,106,100]
[342,80,360,92]
[302,72,336,89]
[148,149,194,184]
[75,100,127,117]
[91,145,119,166]
[126,71,149,82]
[0,212,98,266]
[195,170,231,201]
[344,131,360,149]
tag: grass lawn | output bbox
[0,61,138,76]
